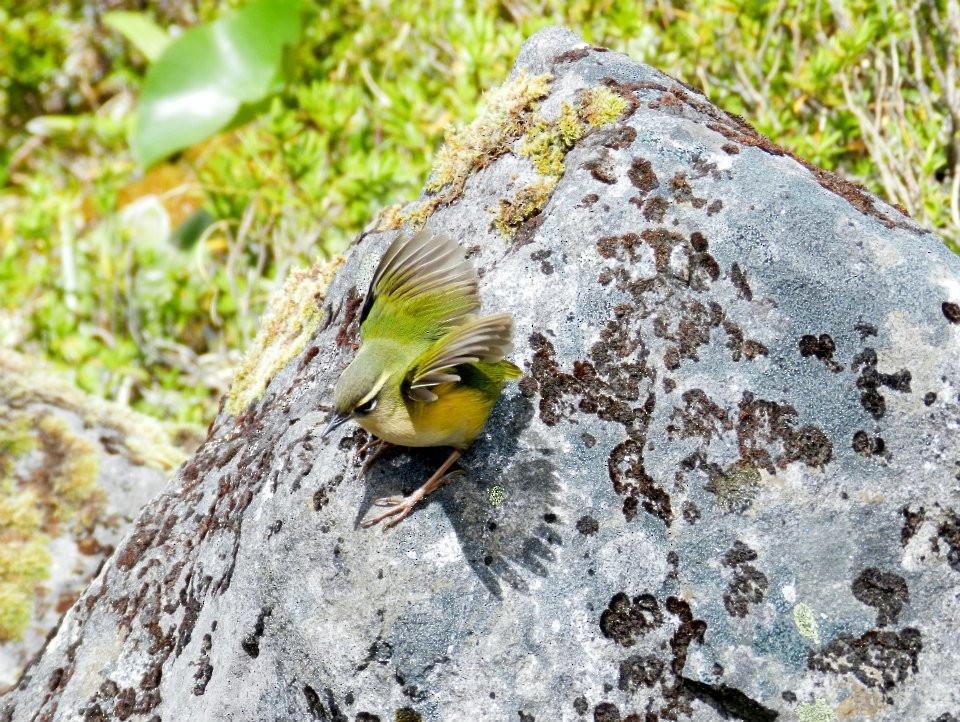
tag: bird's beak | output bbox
[321,411,351,439]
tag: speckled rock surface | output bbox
[4,27,960,722]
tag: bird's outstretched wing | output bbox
[359,231,480,341]
[404,313,514,402]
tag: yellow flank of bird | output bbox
[322,231,521,528]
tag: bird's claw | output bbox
[361,497,418,529]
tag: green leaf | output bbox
[103,11,171,63]
[132,0,303,168]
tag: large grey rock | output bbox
[4,26,960,722]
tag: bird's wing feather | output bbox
[405,313,514,402]
[359,231,480,336]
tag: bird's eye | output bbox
[354,397,377,415]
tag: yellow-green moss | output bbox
[427,71,553,194]
[493,177,558,238]
[0,500,51,641]
[36,414,104,526]
[378,81,626,235]
[578,86,630,126]
[0,488,42,534]
[379,72,553,231]
[518,85,628,179]
[0,413,35,470]
[226,256,344,416]
[1,353,190,471]
[0,582,33,641]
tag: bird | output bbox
[321,230,521,529]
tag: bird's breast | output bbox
[358,384,493,449]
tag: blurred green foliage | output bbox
[1,0,958,425]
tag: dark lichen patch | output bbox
[943,302,960,324]
[670,173,693,202]
[574,696,589,715]
[609,439,672,524]
[900,505,925,546]
[592,702,622,722]
[706,199,723,216]
[600,592,664,647]
[737,392,833,473]
[579,193,600,208]
[581,151,618,184]
[665,596,707,677]
[192,633,213,695]
[935,509,960,572]
[627,157,659,196]
[618,654,665,692]
[808,627,922,698]
[667,389,732,443]
[335,287,363,350]
[598,124,637,150]
[729,263,752,301]
[668,172,708,208]
[852,568,909,627]
[923,391,937,406]
[798,334,843,373]
[724,321,768,362]
[553,47,591,64]
[240,606,272,658]
[642,196,669,223]
[720,541,768,617]
[395,707,423,722]
[852,348,912,420]
[576,515,599,535]
[852,431,886,457]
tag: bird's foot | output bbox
[360,450,464,530]
[362,494,424,529]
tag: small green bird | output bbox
[322,231,521,528]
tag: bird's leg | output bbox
[355,438,393,479]
[362,449,463,530]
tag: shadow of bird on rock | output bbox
[353,394,563,598]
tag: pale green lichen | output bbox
[793,601,821,644]
[796,698,835,722]
[226,256,344,415]
[493,177,558,238]
[705,461,762,513]
[488,484,505,508]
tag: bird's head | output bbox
[322,348,392,439]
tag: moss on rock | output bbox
[226,257,344,415]
[379,72,553,231]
